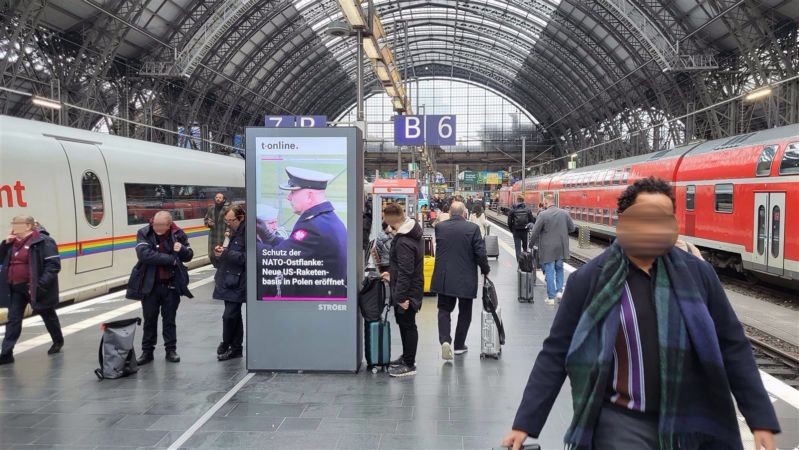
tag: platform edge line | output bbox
[167,371,256,450]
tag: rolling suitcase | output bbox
[480,308,503,359]
[484,233,499,260]
[517,269,534,303]
[423,256,435,294]
[363,276,391,373]
[480,276,505,359]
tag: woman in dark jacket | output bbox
[212,204,246,361]
[0,216,63,365]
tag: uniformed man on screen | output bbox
[259,167,348,299]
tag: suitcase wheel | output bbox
[371,367,379,374]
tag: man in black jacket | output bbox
[0,216,63,365]
[213,205,247,361]
[380,203,424,378]
[431,202,490,361]
[126,211,194,365]
[508,197,534,262]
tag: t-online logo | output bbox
[0,181,27,208]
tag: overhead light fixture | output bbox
[375,62,391,82]
[31,95,62,110]
[363,37,380,60]
[337,0,365,27]
[571,153,577,158]
[745,86,772,101]
[380,46,394,65]
[371,14,385,39]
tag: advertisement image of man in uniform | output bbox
[258,167,348,299]
[204,193,229,267]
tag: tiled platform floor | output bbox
[1,230,797,449]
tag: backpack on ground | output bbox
[358,272,385,322]
[95,317,141,380]
[481,276,505,359]
[363,277,391,373]
[512,209,529,230]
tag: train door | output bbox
[59,140,114,273]
[753,193,785,276]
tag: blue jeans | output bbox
[541,260,564,300]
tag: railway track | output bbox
[485,209,799,387]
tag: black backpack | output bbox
[358,273,387,322]
[512,208,530,230]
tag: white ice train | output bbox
[0,115,245,306]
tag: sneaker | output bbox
[389,357,405,367]
[556,290,564,300]
[388,363,417,377]
[545,298,556,306]
[217,349,243,361]
[217,342,229,356]
[441,342,454,361]
[454,346,468,355]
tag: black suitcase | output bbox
[517,269,534,303]
[484,234,499,260]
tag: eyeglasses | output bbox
[224,217,240,223]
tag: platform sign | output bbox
[246,126,363,372]
[394,115,457,146]
[265,115,327,128]
[425,115,456,146]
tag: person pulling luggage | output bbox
[380,203,424,377]
[528,194,575,305]
[508,197,534,262]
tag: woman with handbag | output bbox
[212,204,246,361]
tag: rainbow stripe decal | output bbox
[57,225,209,259]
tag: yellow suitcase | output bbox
[423,255,435,295]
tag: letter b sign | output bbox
[394,115,456,146]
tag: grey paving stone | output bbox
[113,414,162,429]
[73,428,169,447]
[147,414,203,432]
[250,431,340,449]
[276,417,322,432]
[338,405,413,420]
[225,402,306,418]
[317,418,398,434]
[0,413,51,428]
[209,431,263,448]
[378,433,464,449]
[299,404,343,419]
[154,431,222,449]
[335,433,383,450]
[36,413,125,430]
[200,415,284,432]
[0,426,50,445]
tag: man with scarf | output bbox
[204,193,229,267]
[502,177,779,450]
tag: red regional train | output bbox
[497,124,799,283]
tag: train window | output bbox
[757,206,766,256]
[603,171,612,186]
[771,206,781,258]
[756,145,776,176]
[686,185,696,211]
[124,184,246,225]
[714,184,734,213]
[604,208,610,225]
[611,208,619,226]
[82,171,104,227]
[623,168,631,184]
[589,208,595,222]
[779,143,799,175]
[613,171,622,185]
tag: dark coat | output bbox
[0,230,61,309]
[126,223,194,300]
[388,219,424,311]
[213,224,246,303]
[430,215,490,299]
[508,203,534,231]
[511,247,780,439]
[261,201,347,298]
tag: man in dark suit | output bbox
[257,167,347,299]
[430,201,490,361]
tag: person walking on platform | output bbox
[213,205,247,361]
[529,193,575,305]
[469,203,490,238]
[502,177,780,450]
[0,216,63,365]
[204,193,229,268]
[508,196,534,262]
[465,196,474,219]
[126,211,194,365]
[431,202,490,361]
[380,203,423,377]
[433,201,451,227]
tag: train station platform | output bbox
[1,230,798,449]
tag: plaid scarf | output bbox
[564,243,739,449]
